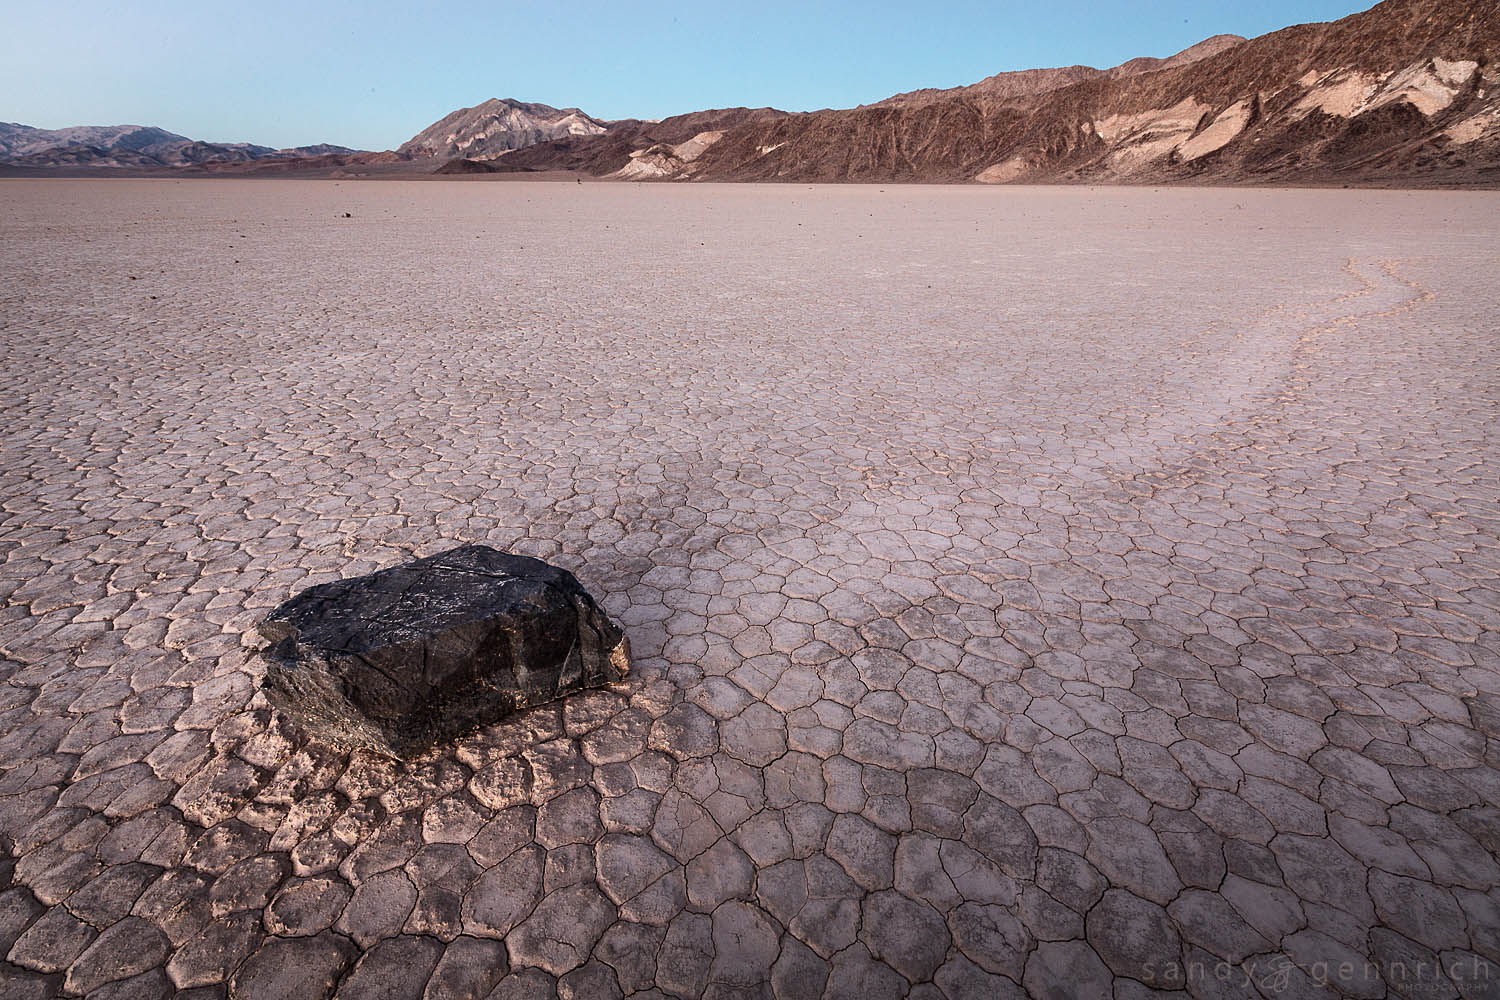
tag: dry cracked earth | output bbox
[1,179,1498,1000]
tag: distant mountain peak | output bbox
[398,98,608,159]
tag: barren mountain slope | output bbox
[670,0,1500,184]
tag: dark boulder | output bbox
[259,544,629,757]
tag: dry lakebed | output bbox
[1,179,1498,999]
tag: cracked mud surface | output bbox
[2,180,1498,999]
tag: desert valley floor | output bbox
[2,179,1499,999]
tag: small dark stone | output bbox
[260,544,629,757]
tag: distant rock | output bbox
[612,130,725,179]
[399,98,609,160]
[433,156,535,174]
[260,544,630,757]
[283,143,362,158]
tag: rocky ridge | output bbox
[867,33,1247,109]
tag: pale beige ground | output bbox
[2,180,1499,999]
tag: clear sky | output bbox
[4,0,1371,151]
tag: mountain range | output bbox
[0,122,355,169]
[4,0,1497,185]
[864,34,1249,110]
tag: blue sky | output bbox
[4,1,1370,150]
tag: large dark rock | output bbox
[259,544,629,757]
